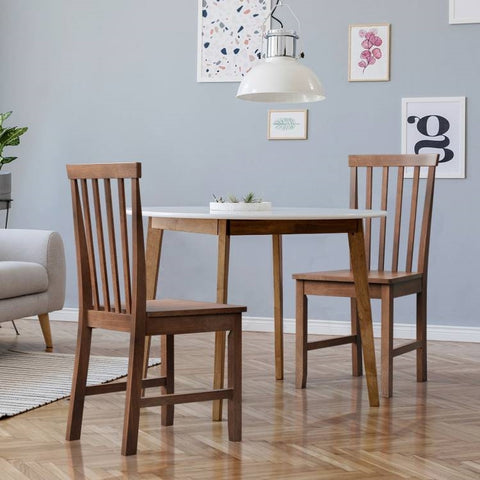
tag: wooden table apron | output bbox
[145,214,380,420]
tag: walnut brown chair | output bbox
[293,154,438,398]
[65,162,245,455]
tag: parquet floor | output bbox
[0,319,479,479]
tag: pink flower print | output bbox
[360,49,372,60]
[361,39,371,49]
[372,48,382,59]
[357,28,383,73]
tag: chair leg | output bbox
[228,321,242,441]
[416,290,427,382]
[161,334,174,426]
[38,313,53,351]
[350,299,363,377]
[66,321,92,441]
[381,287,394,398]
[295,280,308,389]
[121,331,146,456]
[141,335,152,397]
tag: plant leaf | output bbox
[0,111,13,127]
[0,156,17,165]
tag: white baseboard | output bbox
[41,309,480,343]
[243,316,480,343]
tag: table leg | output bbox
[348,220,379,407]
[213,220,230,421]
[272,234,284,380]
[146,218,163,300]
[143,219,164,383]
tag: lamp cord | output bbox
[271,0,284,28]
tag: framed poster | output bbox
[401,97,466,178]
[348,24,390,82]
[268,110,308,140]
[197,0,270,82]
[449,0,480,24]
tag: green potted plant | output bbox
[210,192,272,211]
[0,111,28,200]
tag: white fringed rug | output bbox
[0,349,159,418]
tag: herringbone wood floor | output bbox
[0,319,479,479]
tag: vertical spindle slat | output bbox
[118,178,132,313]
[80,179,100,309]
[92,178,111,311]
[104,179,122,312]
[417,166,436,273]
[71,180,93,309]
[349,167,358,209]
[391,166,404,273]
[378,166,389,271]
[406,166,420,272]
[364,166,373,269]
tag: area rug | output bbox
[0,349,159,419]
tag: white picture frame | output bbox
[449,0,480,24]
[401,97,466,179]
[268,110,308,140]
[348,24,390,82]
[197,0,271,82]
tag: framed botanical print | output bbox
[268,110,308,140]
[348,24,390,82]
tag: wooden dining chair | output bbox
[65,162,246,455]
[293,154,439,398]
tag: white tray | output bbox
[209,201,272,212]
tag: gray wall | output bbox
[1,0,478,327]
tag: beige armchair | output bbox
[0,229,66,350]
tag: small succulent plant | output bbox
[212,193,225,203]
[242,192,262,203]
[213,192,262,203]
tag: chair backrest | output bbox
[348,154,438,274]
[66,163,146,317]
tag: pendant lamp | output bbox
[236,1,325,104]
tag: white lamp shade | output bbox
[236,57,325,103]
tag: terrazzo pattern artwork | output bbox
[197,0,270,82]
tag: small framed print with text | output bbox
[401,97,466,178]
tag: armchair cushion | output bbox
[0,261,48,300]
[0,229,66,323]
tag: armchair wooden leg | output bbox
[161,334,174,426]
[381,287,394,398]
[38,313,53,351]
[350,299,363,377]
[228,322,242,442]
[295,280,308,389]
[416,290,427,383]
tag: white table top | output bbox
[138,206,386,220]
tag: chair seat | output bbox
[145,299,246,336]
[146,298,247,317]
[292,269,423,285]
